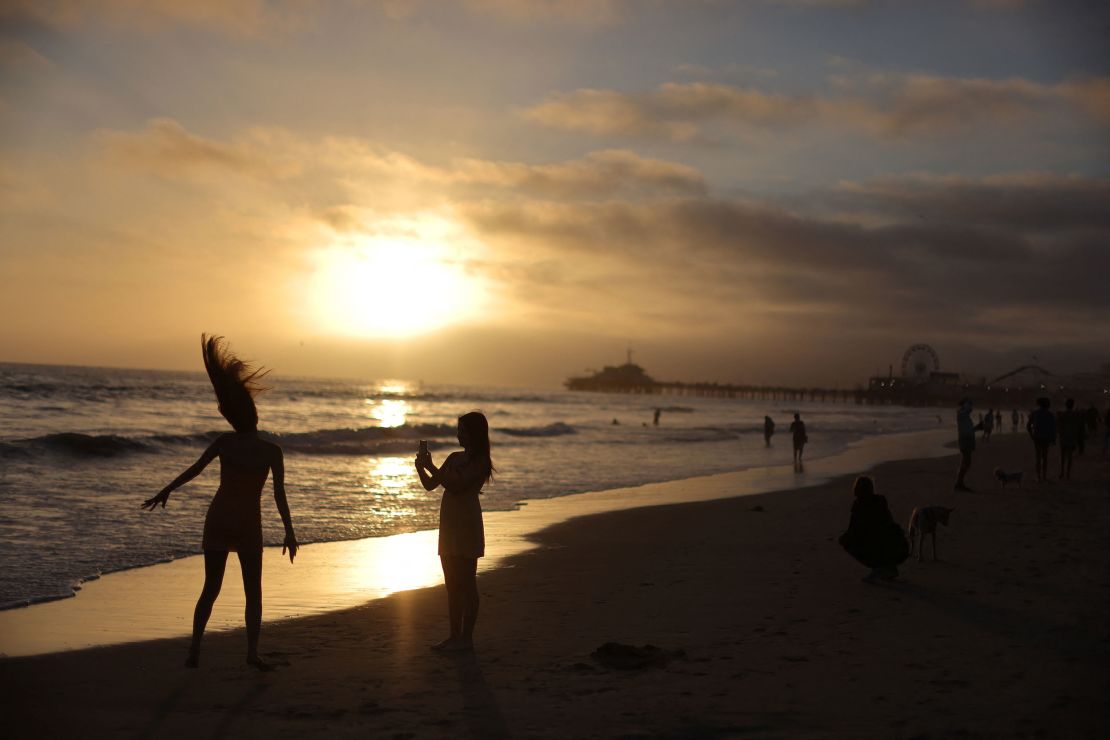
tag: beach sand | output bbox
[3,433,1109,738]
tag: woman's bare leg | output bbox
[188,550,228,667]
[458,557,479,647]
[237,548,270,671]
[433,556,462,649]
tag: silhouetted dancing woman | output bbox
[415,411,492,652]
[141,335,297,670]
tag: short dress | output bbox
[437,455,486,559]
[202,457,270,552]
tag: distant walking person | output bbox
[981,408,994,441]
[1011,409,1019,433]
[141,335,298,671]
[954,398,981,491]
[1057,398,1082,479]
[995,409,1002,432]
[763,415,775,447]
[415,411,493,652]
[653,408,661,426]
[789,412,807,468]
[1027,397,1056,484]
[837,476,909,583]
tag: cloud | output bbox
[1057,77,1110,126]
[450,149,706,197]
[522,88,704,141]
[91,119,708,240]
[95,118,301,180]
[458,173,1110,346]
[462,0,622,24]
[0,0,314,37]
[830,172,1110,232]
[0,0,626,36]
[0,40,54,71]
[522,74,1110,140]
[875,75,1049,135]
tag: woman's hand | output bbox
[140,490,169,510]
[282,531,299,563]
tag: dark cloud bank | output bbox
[462,172,1110,383]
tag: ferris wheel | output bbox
[901,344,940,383]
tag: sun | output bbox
[306,220,482,338]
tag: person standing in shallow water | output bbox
[141,335,298,671]
[789,412,807,467]
[763,415,775,447]
[415,411,493,652]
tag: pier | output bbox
[565,350,1109,409]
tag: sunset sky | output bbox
[2,0,1108,387]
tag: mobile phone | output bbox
[418,440,428,456]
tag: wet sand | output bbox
[0,429,952,656]
[3,433,1109,738]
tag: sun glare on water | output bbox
[307,221,481,338]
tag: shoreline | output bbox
[0,428,952,657]
[2,433,1108,737]
[0,423,934,614]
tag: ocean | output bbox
[0,362,942,610]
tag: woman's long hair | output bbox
[201,334,268,433]
[459,411,494,485]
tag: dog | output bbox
[907,506,955,562]
[994,467,1023,488]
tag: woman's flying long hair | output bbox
[459,411,495,485]
[201,334,268,433]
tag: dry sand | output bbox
[3,433,1109,738]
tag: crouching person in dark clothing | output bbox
[838,476,909,583]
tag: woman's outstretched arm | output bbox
[140,436,224,510]
[271,447,298,563]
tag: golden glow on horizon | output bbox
[307,219,480,338]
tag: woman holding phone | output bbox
[414,411,493,652]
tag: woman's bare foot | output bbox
[246,655,274,672]
[430,637,456,651]
[185,649,200,668]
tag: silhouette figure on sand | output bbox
[954,398,982,491]
[1056,398,1082,480]
[415,411,493,652]
[789,413,807,468]
[1026,397,1056,484]
[763,415,775,447]
[837,476,909,583]
[141,335,297,671]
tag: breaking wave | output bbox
[6,422,578,457]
